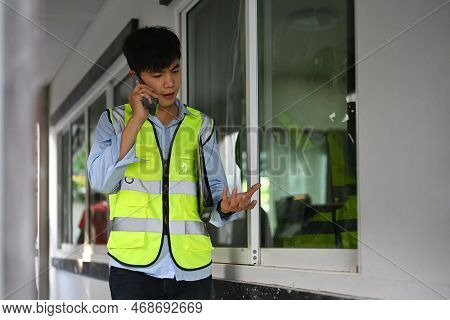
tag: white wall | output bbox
[49,0,450,299]
[356,0,450,298]
[1,0,43,300]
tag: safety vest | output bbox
[106,103,215,270]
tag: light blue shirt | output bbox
[87,98,236,281]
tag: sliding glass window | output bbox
[59,130,71,246]
[187,0,247,248]
[114,76,133,107]
[258,0,357,250]
[71,114,87,244]
[59,92,108,246]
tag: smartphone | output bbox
[131,74,158,116]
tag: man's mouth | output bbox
[162,92,175,99]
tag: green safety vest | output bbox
[106,103,215,270]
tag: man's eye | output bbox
[173,69,179,73]
[153,75,161,78]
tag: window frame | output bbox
[54,56,129,258]
[177,0,254,265]
[57,128,71,248]
[178,0,359,273]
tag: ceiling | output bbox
[38,0,108,83]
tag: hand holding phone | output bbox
[131,74,158,116]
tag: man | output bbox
[87,26,260,300]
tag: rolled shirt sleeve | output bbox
[201,127,240,228]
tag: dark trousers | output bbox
[109,266,213,300]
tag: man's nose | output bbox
[163,73,175,87]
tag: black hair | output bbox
[122,26,181,76]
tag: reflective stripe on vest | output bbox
[120,176,197,196]
[106,103,214,270]
[111,217,208,236]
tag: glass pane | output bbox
[71,114,87,244]
[89,94,106,149]
[258,0,357,249]
[187,0,247,247]
[114,76,132,106]
[88,93,109,244]
[60,131,71,245]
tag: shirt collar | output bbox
[175,98,196,120]
[147,98,196,125]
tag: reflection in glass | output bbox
[114,76,132,107]
[60,131,71,245]
[71,114,86,244]
[258,0,357,249]
[187,0,247,247]
[88,94,109,244]
[89,94,106,147]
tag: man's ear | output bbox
[128,70,136,79]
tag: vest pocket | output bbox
[107,231,145,249]
[108,193,118,220]
[184,235,214,252]
[114,190,148,217]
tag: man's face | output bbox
[138,59,181,108]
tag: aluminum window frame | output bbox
[177,0,254,265]
[178,0,359,273]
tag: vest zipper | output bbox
[148,119,184,237]
[162,159,169,235]
[146,115,212,271]
[161,122,184,238]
